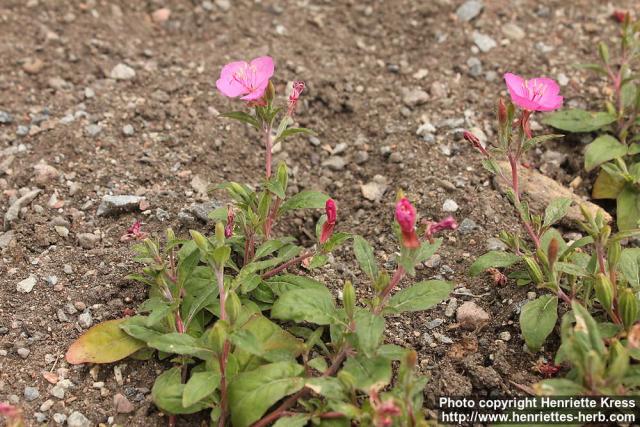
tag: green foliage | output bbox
[520,295,558,351]
[542,109,617,133]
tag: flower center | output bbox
[233,64,259,92]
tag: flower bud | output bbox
[224,205,235,238]
[207,320,229,355]
[320,198,337,244]
[166,228,176,242]
[498,98,508,125]
[608,241,621,268]
[190,230,209,252]
[523,256,544,285]
[606,340,629,384]
[343,280,356,320]
[215,222,225,245]
[548,238,559,267]
[264,80,276,104]
[595,273,614,313]
[395,198,419,249]
[287,81,305,116]
[225,290,242,325]
[619,288,639,330]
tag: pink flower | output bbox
[424,216,458,243]
[216,56,275,101]
[225,205,235,238]
[320,199,336,244]
[287,81,305,116]
[395,198,419,249]
[504,73,563,112]
[120,220,148,242]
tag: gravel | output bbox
[96,195,144,216]
[456,0,483,21]
[110,63,136,80]
[24,386,40,401]
[17,275,37,293]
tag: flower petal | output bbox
[240,78,269,100]
[250,56,275,81]
[504,73,527,98]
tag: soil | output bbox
[0,0,637,425]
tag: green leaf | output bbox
[481,158,502,176]
[522,134,564,152]
[306,377,348,401]
[469,251,520,276]
[254,238,295,260]
[353,236,378,280]
[265,179,286,199]
[147,333,215,360]
[65,319,145,364]
[273,415,311,427]
[341,355,391,391]
[415,239,442,264]
[228,362,305,427]
[271,288,339,325]
[377,344,408,360]
[384,280,452,314]
[308,356,328,372]
[621,82,638,108]
[152,367,210,415]
[542,109,616,133]
[120,316,164,343]
[617,186,640,231]
[543,198,572,228]
[237,313,304,361]
[554,262,588,277]
[620,248,640,287]
[585,135,628,172]
[321,232,351,252]
[265,274,327,296]
[280,190,329,213]
[276,127,314,142]
[520,295,558,351]
[182,371,221,408]
[354,309,384,357]
[308,254,328,269]
[219,111,259,129]
[593,169,626,199]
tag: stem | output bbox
[375,266,406,314]
[508,153,541,249]
[261,251,315,279]
[264,126,273,179]
[216,266,230,427]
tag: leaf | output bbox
[280,190,329,213]
[593,169,626,199]
[152,367,210,415]
[66,319,145,364]
[341,355,391,391]
[415,239,442,264]
[617,186,640,231]
[469,251,520,276]
[120,316,164,343]
[384,280,452,314]
[585,135,628,172]
[182,371,221,408]
[276,127,315,142]
[254,238,294,260]
[271,288,339,325]
[620,248,640,287]
[308,254,328,269]
[228,362,305,427]
[219,111,259,129]
[306,377,348,401]
[482,158,502,176]
[543,198,572,228]
[554,262,588,277]
[522,134,564,152]
[354,310,385,357]
[621,81,638,108]
[377,344,408,360]
[273,415,311,427]
[542,109,616,133]
[265,179,286,199]
[147,333,215,360]
[266,274,327,296]
[353,236,378,280]
[519,295,558,351]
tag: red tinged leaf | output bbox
[65,319,145,364]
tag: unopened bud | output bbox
[523,256,544,285]
[595,273,614,313]
[215,222,225,245]
[343,281,355,320]
[607,340,629,384]
[498,98,507,125]
[225,290,242,325]
[190,230,209,252]
[548,238,559,267]
[619,288,639,330]
[608,241,622,269]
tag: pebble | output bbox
[84,124,102,137]
[457,218,477,235]
[64,264,73,274]
[54,226,69,237]
[401,88,429,107]
[50,385,65,399]
[527,291,537,300]
[215,0,231,11]
[456,0,483,21]
[433,332,453,344]
[499,331,512,341]
[486,237,507,251]
[151,8,171,23]
[23,57,44,74]
[442,199,459,212]
[467,57,483,77]
[456,301,491,329]
[424,254,441,268]
[78,311,93,329]
[388,152,402,163]
[17,347,30,358]
[0,111,13,124]
[502,22,525,40]
[33,162,60,186]
[40,399,54,411]
[96,195,143,216]
[361,175,388,202]
[67,411,91,427]
[16,125,30,136]
[24,386,40,401]
[46,276,59,286]
[353,151,369,164]
[110,63,136,80]
[444,298,458,317]
[114,393,135,413]
[0,230,14,249]
[53,413,67,424]
[17,275,37,293]
[557,73,569,86]
[425,318,444,329]
[122,124,135,136]
[77,233,100,249]
[472,31,497,52]
[321,156,346,171]
[4,189,41,231]
[35,412,48,423]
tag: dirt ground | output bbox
[0,0,637,425]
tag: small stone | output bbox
[84,87,95,99]
[430,81,447,98]
[113,393,135,413]
[53,413,67,424]
[425,319,444,329]
[456,301,490,329]
[457,218,477,234]
[151,8,171,22]
[97,195,143,216]
[40,399,54,411]
[388,152,402,163]
[486,237,507,251]
[4,189,41,231]
[502,22,525,40]
[215,0,231,11]
[17,347,30,358]
[557,73,569,86]
[77,233,100,249]
[472,31,497,52]
[67,411,91,427]
[456,0,483,21]
[122,124,134,136]
[467,57,483,77]
[50,385,65,399]
[353,151,369,164]
[57,309,69,323]
[433,332,453,344]
[84,124,102,137]
[17,275,37,293]
[321,156,346,171]
[16,125,30,136]
[24,386,40,401]
[46,276,59,286]
[0,230,15,249]
[35,412,48,423]
[527,291,537,300]
[444,298,458,317]
[424,254,441,268]
[0,110,13,124]
[402,88,429,107]
[499,331,512,341]
[63,264,73,274]
[54,226,69,237]
[78,311,93,329]
[442,199,459,212]
[361,176,388,202]
[48,77,71,90]
[110,63,136,80]
[23,57,44,74]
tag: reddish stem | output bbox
[215,267,230,426]
[261,251,314,279]
[508,153,541,249]
[375,266,406,314]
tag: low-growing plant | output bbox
[65,56,457,426]
[0,403,24,427]
[542,12,640,231]
[467,72,640,395]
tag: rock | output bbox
[456,301,490,329]
[23,58,44,74]
[499,331,512,341]
[122,124,134,136]
[486,237,507,251]
[430,81,447,98]
[190,175,209,196]
[97,195,143,216]
[0,111,13,124]
[185,200,221,222]
[54,226,69,237]
[456,0,483,21]
[353,151,369,164]
[17,275,37,293]
[361,176,388,202]
[493,161,612,225]
[67,411,91,427]
[48,77,71,90]
[78,311,93,329]
[34,412,48,423]
[502,22,525,40]
[424,253,441,268]
[388,152,402,163]
[4,189,41,230]
[557,73,569,86]
[472,31,497,52]
[16,125,30,136]
[113,393,135,413]
[33,162,60,186]
[457,218,477,234]
[50,385,65,399]
[151,8,171,23]
[17,347,30,358]
[215,0,231,11]
[433,332,453,344]
[53,413,67,424]
[322,156,346,171]
[425,318,444,329]
[110,63,136,80]
[40,399,54,411]
[444,298,458,317]
[442,199,459,212]
[77,233,100,249]
[84,124,102,137]
[24,386,40,401]
[467,57,482,77]
[0,230,15,249]
[402,88,429,107]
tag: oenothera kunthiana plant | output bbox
[543,12,640,231]
[467,73,640,395]
[65,56,457,426]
